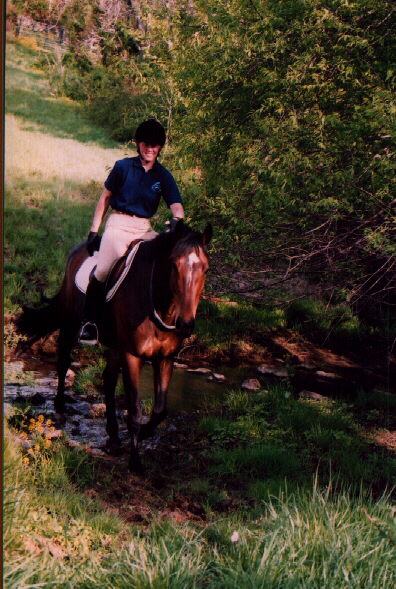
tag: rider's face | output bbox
[137,142,162,163]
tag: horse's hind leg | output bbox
[103,348,122,455]
[122,352,144,474]
[54,324,77,413]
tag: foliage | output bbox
[11,1,395,320]
[10,0,50,22]
[139,0,395,319]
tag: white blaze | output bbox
[186,252,201,286]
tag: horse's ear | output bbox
[202,223,213,246]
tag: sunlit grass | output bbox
[5,114,129,185]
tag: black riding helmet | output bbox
[134,119,166,147]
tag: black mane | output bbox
[138,223,205,262]
[170,229,205,259]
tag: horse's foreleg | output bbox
[54,325,77,413]
[139,357,173,441]
[103,348,122,455]
[122,352,144,474]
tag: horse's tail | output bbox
[14,293,61,345]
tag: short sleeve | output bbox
[161,170,183,207]
[104,161,122,193]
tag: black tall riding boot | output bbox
[78,275,106,345]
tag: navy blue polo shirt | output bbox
[104,157,182,218]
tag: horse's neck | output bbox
[152,258,174,318]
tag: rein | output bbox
[148,258,177,332]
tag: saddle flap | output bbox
[74,241,143,301]
[105,240,143,301]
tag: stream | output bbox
[4,355,252,456]
[5,342,393,457]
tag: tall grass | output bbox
[4,420,396,588]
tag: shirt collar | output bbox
[131,156,160,172]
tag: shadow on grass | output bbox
[6,86,119,148]
[134,385,396,508]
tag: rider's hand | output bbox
[170,217,183,231]
[86,232,101,256]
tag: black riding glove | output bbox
[170,217,183,231]
[86,232,101,256]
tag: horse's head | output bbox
[169,221,212,337]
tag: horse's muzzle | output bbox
[176,317,195,337]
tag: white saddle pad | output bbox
[75,252,98,294]
[74,241,143,302]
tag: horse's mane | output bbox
[138,224,205,261]
[170,229,205,259]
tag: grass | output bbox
[5,37,121,148]
[196,385,395,495]
[4,418,396,588]
[194,298,284,357]
[4,38,127,315]
[4,184,94,312]
[5,114,128,184]
[284,297,396,356]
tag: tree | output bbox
[138,0,395,317]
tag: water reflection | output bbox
[9,356,252,414]
[139,364,250,412]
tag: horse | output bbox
[16,220,212,473]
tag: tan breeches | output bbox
[94,212,158,282]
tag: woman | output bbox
[79,119,184,345]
